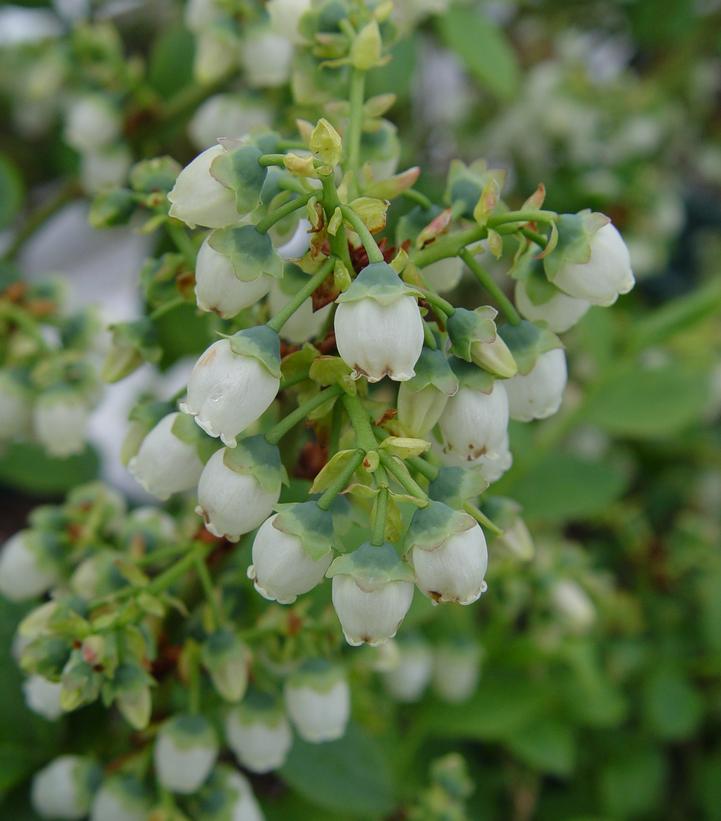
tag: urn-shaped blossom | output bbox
[90,773,153,821]
[23,674,63,721]
[545,213,634,306]
[381,635,434,702]
[335,262,424,383]
[201,628,251,703]
[225,692,292,773]
[268,265,332,344]
[515,277,590,333]
[432,640,482,703]
[248,502,334,604]
[241,27,294,88]
[196,436,283,541]
[0,530,61,601]
[0,370,32,439]
[128,412,214,500]
[504,348,567,422]
[405,501,488,605]
[154,713,218,794]
[181,328,281,446]
[33,390,90,458]
[284,660,350,743]
[447,307,517,379]
[64,94,121,153]
[397,347,459,436]
[31,755,101,819]
[195,766,264,821]
[327,543,415,647]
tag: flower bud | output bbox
[90,773,153,821]
[70,550,123,599]
[397,347,458,436]
[181,330,281,447]
[268,267,332,344]
[113,663,153,730]
[422,256,463,294]
[0,530,61,601]
[550,580,595,633]
[31,755,101,819]
[405,502,488,605]
[438,381,509,464]
[33,390,90,458]
[201,629,250,702]
[381,635,433,702]
[432,641,481,703]
[195,766,264,821]
[23,674,63,721]
[545,215,634,306]
[185,0,224,33]
[128,412,210,500]
[154,714,218,794]
[284,660,350,743]
[515,278,590,333]
[80,144,132,194]
[194,28,238,85]
[267,0,312,43]
[248,503,334,604]
[470,334,517,378]
[504,348,567,422]
[102,319,162,383]
[241,27,293,88]
[327,543,415,647]
[197,437,282,541]
[196,235,272,318]
[189,94,272,151]
[225,692,292,773]
[335,262,424,382]
[0,370,32,439]
[64,94,121,153]
[167,144,239,229]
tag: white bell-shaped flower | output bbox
[181,329,281,447]
[90,773,153,821]
[438,381,509,463]
[550,221,634,306]
[80,144,132,194]
[504,348,567,421]
[382,636,433,702]
[189,94,272,151]
[198,767,264,821]
[550,579,596,633]
[396,347,459,436]
[0,371,32,439]
[184,0,224,31]
[284,661,350,743]
[154,714,218,794]
[193,29,239,85]
[195,235,272,318]
[225,695,292,773]
[241,27,294,88]
[432,641,481,703]
[64,94,121,153]
[268,275,331,344]
[406,502,488,605]
[167,144,240,229]
[335,262,424,383]
[33,391,89,458]
[475,435,513,484]
[267,0,312,43]
[128,412,207,500]
[422,256,463,294]
[248,504,333,604]
[515,279,590,333]
[197,439,282,541]
[327,543,415,647]
[31,755,100,819]
[23,675,63,721]
[0,530,60,601]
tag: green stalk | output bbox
[407,455,439,481]
[346,68,366,198]
[187,642,201,714]
[149,296,186,321]
[371,487,389,546]
[412,225,486,268]
[487,210,558,228]
[418,287,455,318]
[255,193,313,233]
[265,385,342,445]
[266,257,334,333]
[402,188,433,210]
[166,221,197,268]
[423,322,437,349]
[342,393,377,451]
[463,501,503,536]
[317,449,365,510]
[320,174,355,273]
[147,545,205,595]
[340,204,384,264]
[194,554,222,630]
[258,153,289,168]
[520,227,549,247]
[459,248,521,326]
[379,451,429,502]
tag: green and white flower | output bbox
[504,348,567,421]
[0,530,61,601]
[31,755,100,819]
[432,640,481,703]
[154,713,218,794]
[0,370,32,439]
[381,635,433,702]
[64,94,121,153]
[90,773,153,821]
[195,766,264,821]
[397,347,459,436]
[23,674,63,721]
[284,660,350,743]
[33,389,90,458]
[225,693,292,773]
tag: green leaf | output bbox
[148,25,195,97]
[508,453,629,523]
[599,743,665,818]
[504,716,576,777]
[279,722,395,817]
[0,154,24,230]
[437,9,520,100]
[0,442,99,496]
[642,667,703,741]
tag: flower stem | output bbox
[149,296,186,321]
[371,487,389,546]
[320,174,355,273]
[412,225,486,269]
[147,545,206,595]
[258,153,289,168]
[166,220,197,268]
[255,193,312,233]
[459,248,521,326]
[187,641,201,714]
[379,451,429,503]
[520,227,548,248]
[340,204,384,264]
[423,322,437,349]
[266,256,334,333]
[463,501,503,536]
[407,455,439,481]
[487,210,557,228]
[342,393,377,451]
[265,385,342,444]
[418,287,455,317]
[402,189,433,210]
[317,449,365,510]
[346,67,366,198]
[194,553,222,630]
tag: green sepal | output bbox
[480,495,522,530]
[281,343,317,383]
[209,144,267,215]
[222,435,285,495]
[228,325,281,378]
[326,542,415,585]
[444,159,507,220]
[336,261,421,306]
[171,412,221,464]
[428,466,489,507]
[162,713,217,751]
[130,157,182,194]
[277,262,313,296]
[498,320,561,375]
[543,210,609,283]
[403,347,459,396]
[139,253,188,308]
[396,204,442,247]
[449,358,495,393]
[309,355,356,394]
[208,225,283,282]
[310,448,362,495]
[514,256,562,306]
[201,629,250,703]
[88,188,136,229]
[102,319,162,383]
[108,662,154,729]
[447,307,498,362]
[273,500,334,560]
[230,688,285,724]
[404,500,476,554]
[287,658,345,691]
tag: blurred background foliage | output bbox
[1,0,721,818]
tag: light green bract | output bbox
[326,542,415,585]
[223,435,285,495]
[336,261,421,306]
[227,325,282,378]
[208,225,283,282]
[513,255,564,307]
[444,159,507,219]
[449,358,495,393]
[209,143,267,216]
[171,412,220,464]
[543,210,610,284]
[447,306,498,362]
[404,500,476,554]
[498,319,561,375]
[429,466,489,507]
[273,500,335,560]
[403,347,459,396]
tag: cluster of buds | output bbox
[0,276,101,459]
